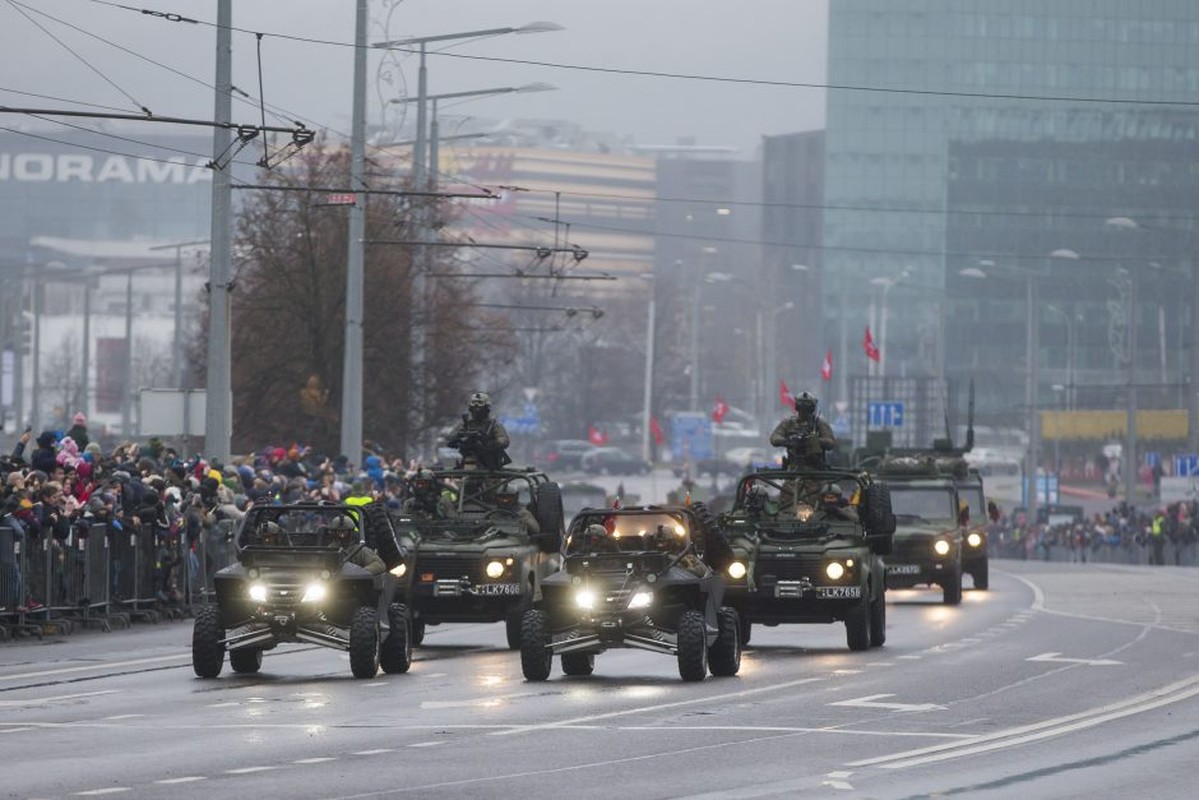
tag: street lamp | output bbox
[869,269,910,377]
[638,273,656,464]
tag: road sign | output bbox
[325,192,357,205]
[1175,454,1199,476]
[867,401,905,428]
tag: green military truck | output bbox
[390,467,565,649]
[719,467,895,651]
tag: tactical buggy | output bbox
[391,467,565,649]
[719,468,895,651]
[191,502,411,680]
[520,504,740,682]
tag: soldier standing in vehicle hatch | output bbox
[770,390,836,469]
[447,392,512,470]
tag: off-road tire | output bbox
[737,611,752,647]
[533,482,565,552]
[676,609,709,682]
[708,606,741,677]
[691,501,733,572]
[864,482,896,544]
[380,604,412,674]
[348,606,380,679]
[229,648,263,674]
[845,597,870,651]
[971,560,989,591]
[411,618,426,647]
[868,588,886,648]
[561,652,595,676]
[942,567,963,606]
[506,594,533,650]
[520,610,553,682]
[191,605,225,678]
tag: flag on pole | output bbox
[820,349,833,381]
[712,396,730,423]
[650,416,665,446]
[863,326,881,362]
[779,379,793,408]
[588,425,609,446]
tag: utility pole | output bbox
[205,0,233,462]
[339,0,367,469]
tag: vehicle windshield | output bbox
[567,512,691,556]
[242,506,361,548]
[732,474,862,525]
[958,483,986,522]
[889,486,957,522]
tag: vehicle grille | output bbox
[891,538,930,562]
[755,555,823,581]
[416,555,482,582]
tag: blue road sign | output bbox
[1175,454,1199,476]
[867,401,905,428]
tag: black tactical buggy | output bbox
[191,502,411,679]
[719,468,895,650]
[390,467,565,649]
[520,505,740,682]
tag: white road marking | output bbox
[896,655,922,660]
[823,778,854,790]
[74,789,130,796]
[591,725,971,738]
[866,661,896,666]
[154,777,207,785]
[421,691,543,709]
[225,766,277,774]
[494,677,825,736]
[832,669,861,675]
[101,714,142,720]
[351,748,395,755]
[294,757,338,764]
[423,672,447,678]
[1027,652,1122,666]
[0,654,188,682]
[0,690,120,707]
[830,694,946,712]
[849,672,1199,769]
[0,727,33,734]
[408,741,446,748]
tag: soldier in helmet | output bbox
[403,469,456,519]
[770,390,836,469]
[447,392,512,470]
[328,514,385,575]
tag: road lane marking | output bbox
[493,677,824,736]
[421,691,544,709]
[101,714,142,720]
[225,766,277,774]
[0,690,120,707]
[0,655,188,682]
[823,769,855,790]
[848,672,1199,769]
[294,757,338,764]
[896,655,922,660]
[584,725,971,738]
[0,727,34,733]
[154,777,207,785]
[351,748,395,755]
[74,790,130,796]
[408,741,446,747]
[830,694,946,712]
[1027,652,1122,666]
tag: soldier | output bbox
[328,514,385,575]
[402,470,456,519]
[447,392,512,470]
[493,489,540,534]
[770,390,836,469]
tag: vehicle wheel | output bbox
[708,607,741,677]
[411,618,426,647]
[380,603,412,674]
[845,598,870,651]
[560,652,595,676]
[942,568,963,606]
[676,609,709,682]
[868,589,886,648]
[229,648,262,674]
[972,560,989,591]
[533,482,565,552]
[520,610,553,682]
[506,594,533,650]
[737,610,752,647]
[863,482,896,546]
[348,606,380,679]
[191,605,225,678]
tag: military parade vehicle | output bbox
[954,468,990,590]
[520,504,740,682]
[718,467,895,650]
[390,466,565,649]
[192,502,411,679]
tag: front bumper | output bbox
[725,579,865,623]
[221,608,349,652]
[550,612,678,656]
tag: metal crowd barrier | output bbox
[1,525,43,640]
[186,519,237,608]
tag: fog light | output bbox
[627,591,653,609]
[575,590,597,610]
[389,563,407,578]
[301,583,327,603]
[248,583,268,602]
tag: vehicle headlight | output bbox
[248,583,268,602]
[934,539,951,556]
[796,503,814,521]
[727,561,747,580]
[627,591,654,609]
[574,589,597,610]
[825,561,845,580]
[389,563,407,578]
[966,532,983,548]
[301,583,328,603]
[485,560,505,579]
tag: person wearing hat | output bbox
[447,391,511,470]
[66,412,89,450]
[30,431,58,474]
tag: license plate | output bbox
[888,564,920,575]
[473,583,522,596]
[817,586,862,599]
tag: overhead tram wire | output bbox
[87,0,1199,109]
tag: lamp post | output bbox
[761,299,794,429]
[869,269,909,377]
[639,274,656,464]
[1046,303,1080,411]
[1106,217,1143,506]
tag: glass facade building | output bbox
[824,0,1199,435]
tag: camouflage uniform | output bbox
[769,391,836,469]
[448,392,511,470]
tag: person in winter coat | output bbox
[30,431,58,474]
[65,412,89,451]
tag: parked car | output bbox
[580,446,652,475]
[535,439,594,471]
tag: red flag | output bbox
[820,350,833,382]
[864,326,881,362]
[588,425,608,446]
[779,379,793,408]
[650,416,665,446]
[712,396,730,423]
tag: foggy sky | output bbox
[0,0,828,159]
